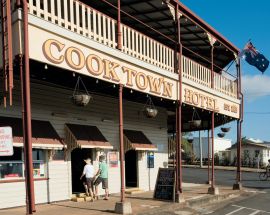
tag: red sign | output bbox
[0,127,13,156]
[108,151,118,168]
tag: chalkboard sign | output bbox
[153,168,175,201]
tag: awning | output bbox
[124,129,158,152]
[0,116,64,149]
[65,123,113,150]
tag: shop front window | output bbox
[0,147,23,180]
[32,149,46,178]
[0,148,46,180]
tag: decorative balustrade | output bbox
[21,0,238,98]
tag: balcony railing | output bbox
[24,0,237,98]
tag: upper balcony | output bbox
[19,0,238,98]
[0,0,240,119]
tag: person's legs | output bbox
[94,177,102,199]
[102,178,109,200]
[86,178,94,200]
[83,182,89,196]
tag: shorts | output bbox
[86,177,94,189]
[94,177,108,189]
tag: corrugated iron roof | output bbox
[65,123,112,148]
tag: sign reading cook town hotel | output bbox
[28,25,239,118]
[42,38,175,99]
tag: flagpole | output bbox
[224,39,252,74]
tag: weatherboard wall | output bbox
[0,80,168,208]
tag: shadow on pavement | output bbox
[51,203,115,214]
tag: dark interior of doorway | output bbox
[71,148,92,193]
[125,150,138,187]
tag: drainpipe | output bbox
[176,3,184,203]
[207,129,211,184]
[208,38,218,194]
[117,0,122,50]
[234,56,243,190]
[19,0,36,213]
[211,111,215,190]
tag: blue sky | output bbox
[180,0,270,143]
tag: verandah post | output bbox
[115,84,132,214]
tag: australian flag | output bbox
[240,42,269,73]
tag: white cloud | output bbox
[242,74,270,102]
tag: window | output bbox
[52,150,65,160]
[255,150,260,158]
[32,149,46,178]
[0,148,46,180]
[0,148,23,180]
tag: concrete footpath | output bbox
[183,165,264,173]
[0,183,254,215]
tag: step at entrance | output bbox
[71,193,94,202]
[125,188,145,195]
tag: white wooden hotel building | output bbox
[0,0,243,210]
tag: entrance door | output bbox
[71,148,92,193]
[125,150,138,187]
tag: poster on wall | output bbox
[0,127,13,156]
[108,151,118,167]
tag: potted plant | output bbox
[221,127,231,132]
[72,94,92,106]
[217,133,225,138]
[144,96,158,118]
[71,76,92,106]
[189,108,201,128]
[145,107,158,118]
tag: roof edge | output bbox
[172,0,239,54]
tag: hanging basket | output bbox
[217,133,225,138]
[189,108,201,128]
[143,96,158,118]
[220,116,230,133]
[72,94,92,106]
[221,127,231,132]
[187,138,193,143]
[144,107,158,118]
[71,76,92,106]
[189,120,202,128]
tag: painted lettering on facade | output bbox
[224,103,238,114]
[184,88,219,112]
[42,39,173,98]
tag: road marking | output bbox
[188,195,205,200]
[248,210,261,215]
[232,205,270,214]
[224,207,244,215]
[141,204,160,209]
[244,190,267,194]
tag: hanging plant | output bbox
[186,133,194,143]
[144,96,158,118]
[221,116,230,132]
[71,76,92,106]
[217,133,225,138]
[189,108,201,128]
[221,127,231,132]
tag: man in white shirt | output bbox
[80,158,94,201]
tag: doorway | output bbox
[125,150,138,187]
[71,148,92,193]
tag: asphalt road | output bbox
[182,168,270,215]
